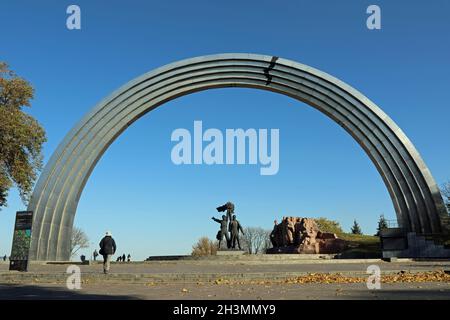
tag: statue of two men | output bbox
[212,202,244,250]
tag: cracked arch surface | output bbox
[27,53,448,261]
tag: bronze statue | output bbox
[229,215,245,250]
[212,215,230,249]
[270,220,278,247]
[216,201,235,222]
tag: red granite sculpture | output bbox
[267,217,348,254]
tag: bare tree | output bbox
[441,181,450,198]
[70,227,89,258]
[242,227,271,254]
[442,181,450,213]
[191,236,217,257]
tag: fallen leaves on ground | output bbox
[209,270,450,285]
[284,273,362,284]
[214,278,230,285]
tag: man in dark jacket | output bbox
[99,231,116,274]
[212,215,230,249]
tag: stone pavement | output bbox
[0,259,449,299]
[0,282,449,300]
[2,258,450,274]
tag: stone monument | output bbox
[267,216,348,254]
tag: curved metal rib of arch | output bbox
[27,53,448,261]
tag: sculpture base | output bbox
[267,239,348,254]
[216,250,246,256]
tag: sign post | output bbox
[9,211,33,272]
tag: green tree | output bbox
[376,214,388,236]
[315,217,344,234]
[351,219,363,235]
[0,62,46,209]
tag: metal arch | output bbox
[26,53,448,261]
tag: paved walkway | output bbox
[1,260,449,299]
[1,282,449,300]
[2,259,450,275]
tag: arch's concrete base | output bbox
[26,53,449,261]
[381,230,450,258]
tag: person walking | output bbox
[99,231,116,274]
[93,249,98,261]
[127,254,131,262]
[122,253,126,262]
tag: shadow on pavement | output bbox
[0,284,140,300]
[342,287,450,300]
[372,288,450,300]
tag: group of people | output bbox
[92,248,131,262]
[116,253,131,262]
[212,202,245,250]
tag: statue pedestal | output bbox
[266,238,347,254]
[216,250,246,256]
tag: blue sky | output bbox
[0,1,449,260]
